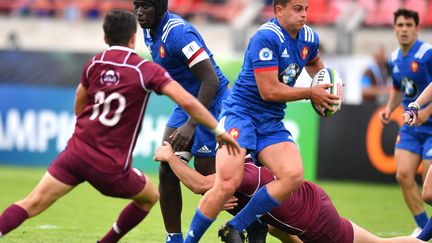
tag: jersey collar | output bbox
[108,46,137,53]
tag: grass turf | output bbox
[0,166,427,242]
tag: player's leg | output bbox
[267,226,302,243]
[0,172,74,236]
[226,141,303,233]
[99,171,159,243]
[394,148,427,230]
[351,221,424,243]
[185,146,247,243]
[416,159,432,241]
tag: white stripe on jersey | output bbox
[259,22,285,43]
[390,49,400,62]
[188,50,209,68]
[162,19,185,43]
[303,25,315,43]
[414,43,432,59]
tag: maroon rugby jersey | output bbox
[237,162,321,235]
[68,46,171,173]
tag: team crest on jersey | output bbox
[159,45,166,58]
[402,77,418,98]
[100,70,120,86]
[228,128,240,140]
[259,48,273,61]
[410,61,418,73]
[301,46,309,60]
[279,63,301,85]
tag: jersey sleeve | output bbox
[141,62,172,94]
[388,59,401,91]
[169,28,210,68]
[80,58,94,88]
[249,32,280,72]
[308,30,320,61]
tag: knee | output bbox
[395,170,413,185]
[423,187,432,205]
[278,169,304,189]
[159,163,178,182]
[214,180,238,198]
[148,190,160,206]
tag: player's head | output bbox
[133,0,168,29]
[393,9,419,47]
[273,0,308,36]
[103,9,137,47]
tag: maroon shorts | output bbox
[48,148,146,198]
[300,186,354,243]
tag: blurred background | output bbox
[0,0,430,183]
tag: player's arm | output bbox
[380,87,402,124]
[304,54,324,78]
[154,141,215,194]
[254,69,338,111]
[161,80,240,155]
[74,83,88,115]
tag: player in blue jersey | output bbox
[133,1,232,242]
[379,8,432,238]
[183,1,340,242]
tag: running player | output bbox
[0,9,239,242]
[133,1,231,241]
[183,1,339,242]
[154,142,425,243]
[379,8,432,237]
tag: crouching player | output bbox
[0,9,239,242]
[154,142,425,243]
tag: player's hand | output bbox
[169,121,196,151]
[310,83,339,115]
[402,111,416,126]
[216,132,241,156]
[154,141,175,162]
[379,107,391,124]
[223,196,238,210]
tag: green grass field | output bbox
[0,166,429,242]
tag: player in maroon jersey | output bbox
[154,142,425,243]
[0,9,239,242]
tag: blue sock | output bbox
[417,217,432,241]
[166,232,183,243]
[414,211,428,228]
[228,186,280,231]
[184,208,214,243]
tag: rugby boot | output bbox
[246,222,267,243]
[218,224,246,243]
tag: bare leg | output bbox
[352,221,424,243]
[421,161,432,204]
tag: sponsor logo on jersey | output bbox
[426,148,432,157]
[160,45,166,58]
[281,48,289,58]
[188,230,195,237]
[182,41,200,59]
[393,65,400,73]
[259,48,273,61]
[410,61,418,73]
[301,46,309,60]
[100,70,120,86]
[279,63,300,85]
[197,145,212,154]
[402,77,418,98]
[228,128,240,140]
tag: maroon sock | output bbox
[0,204,29,236]
[99,202,149,243]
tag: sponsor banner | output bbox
[316,102,421,183]
[0,85,319,179]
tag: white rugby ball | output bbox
[310,68,344,117]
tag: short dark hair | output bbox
[103,9,137,46]
[394,8,419,26]
[273,0,290,13]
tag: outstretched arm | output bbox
[154,142,215,194]
[403,83,432,126]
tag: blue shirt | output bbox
[143,13,229,108]
[224,18,320,119]
[389,39,432,129]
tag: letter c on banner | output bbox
[366,106,403,174]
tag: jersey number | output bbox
[89,91,126,126]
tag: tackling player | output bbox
[183,0,339,242]
[0,9,239,242]
[133,1,232,242]
[379,8,432,237]
[154,142,425,243]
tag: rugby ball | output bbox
[310,68,343,117]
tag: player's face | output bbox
[276,0,308,37]
[394,16,418,47]
[134,0,156,29]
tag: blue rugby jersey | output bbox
[389,39,432,129]
[143,13,229,108]
[225,18,320,119]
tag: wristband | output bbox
[211,123,226,137]
[408,102,420,112]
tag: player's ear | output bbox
[130,33,136,49]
